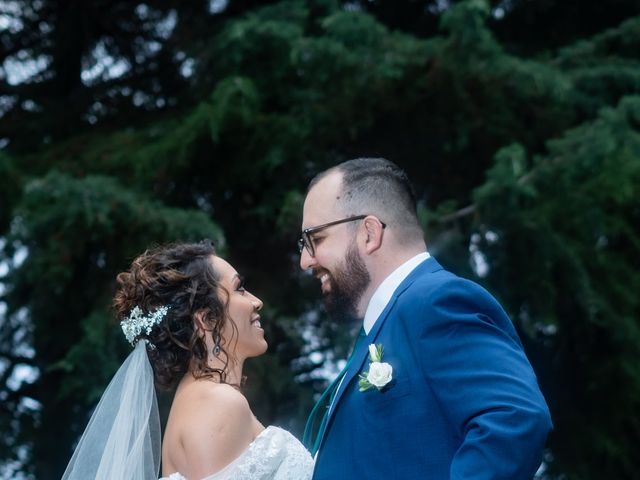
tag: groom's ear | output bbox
[362,216,384,254]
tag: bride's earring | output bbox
[213,333,221,357]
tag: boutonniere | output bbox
[359,344,393,392]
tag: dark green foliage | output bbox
[1,172,223,477]
[556,17,640,119]
[474,97,640,478]
[354,0,640,55]
[0,153,22,234]
[1,0,639,478]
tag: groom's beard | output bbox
[323,242,370,322]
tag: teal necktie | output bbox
[303,327,366,455]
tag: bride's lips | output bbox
[250,315,263,330]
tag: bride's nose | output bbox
[252,297,263,311]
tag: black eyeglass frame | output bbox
[297,215,386,257]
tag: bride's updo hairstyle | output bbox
[113,240,237,390]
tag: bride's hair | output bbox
[113,240,238,390]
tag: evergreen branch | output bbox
[434,169,536,225]
[436,204,477,224]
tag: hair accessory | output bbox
[121,305,169,345]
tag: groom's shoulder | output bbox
[405,261,466,293]
[403,262,497,306]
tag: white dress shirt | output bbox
[363,251,430,334]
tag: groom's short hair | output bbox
[309,158,424,244]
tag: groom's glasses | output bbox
[297,215,386,257]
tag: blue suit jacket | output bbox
[312,257,552,479]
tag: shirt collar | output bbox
[362,251,430,334]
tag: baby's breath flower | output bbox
[120,305,169,346]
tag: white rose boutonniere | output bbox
[359,344,393,392]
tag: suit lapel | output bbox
[318,257,443,448]
[328,296,397,411]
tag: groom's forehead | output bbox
[302,172,343,226]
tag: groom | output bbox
[299,158,552,479]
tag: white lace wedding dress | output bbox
[160,426,314,480]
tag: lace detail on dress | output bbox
[160,426,314,480]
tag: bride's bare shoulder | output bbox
[174,380,253,428]
[183,379,248,403]
[166,381,259,478]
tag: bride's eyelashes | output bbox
[235,276,246,294]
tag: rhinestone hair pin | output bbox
[120,305,169,345]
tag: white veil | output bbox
[61,341,161,479]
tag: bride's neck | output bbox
[219,361,244,387]
[187,353,245,387]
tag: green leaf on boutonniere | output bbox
[358,374,375,392]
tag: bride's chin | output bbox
[256,340,268,356]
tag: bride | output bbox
[61,241,314,479]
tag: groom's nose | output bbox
[299,247,316,271]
